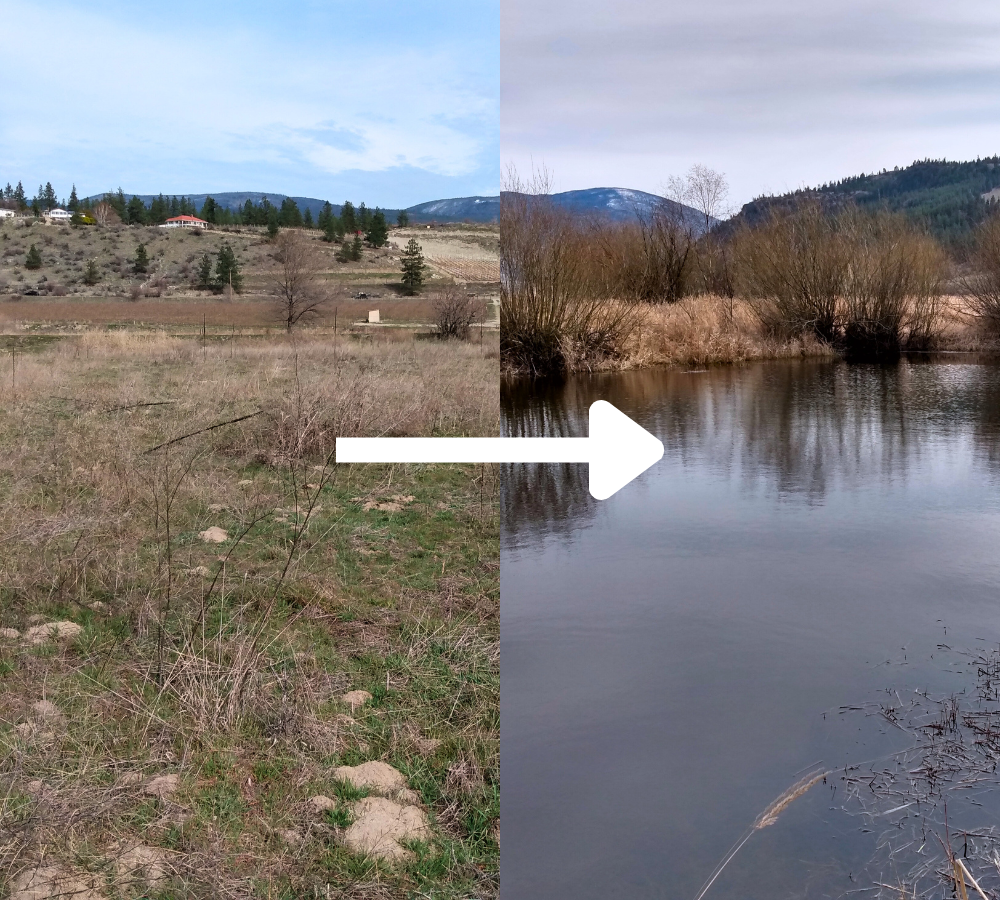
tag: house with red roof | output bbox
[161,215,208,229]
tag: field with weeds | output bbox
[0,329,499,898]
[0,218,498,312]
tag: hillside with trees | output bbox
[730,157,1000,247]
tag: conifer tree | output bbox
[323,214,343,243]
[397,210,409,227]
[25,244,42,270]
[126,196,147,225]
[200,197,218,224]
[68,185,79,211]
[318,201,333,232]
[267,208,280,239]
[215,243,243,292]
[197,253,214,289]
[42,182,57,210]
[351,233,363,261]
[133,244,149,274]
[341,201,356,234]
[13,182,26,208]
[83,259,101,285]
[400,238,426,294]
[366,209,389,248]
[303,208,313,228]
[279,197,302,228]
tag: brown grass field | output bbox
[0,325,500,898]
[0,297,444,330]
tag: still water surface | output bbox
[502,360,1000,899]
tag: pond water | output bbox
[501,359,1000,899]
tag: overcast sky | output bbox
[0,0,497,208]
[502,0,1000,210]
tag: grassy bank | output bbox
[500,186,1000,376]
[0,331,499,898]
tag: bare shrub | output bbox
[733,202,946,358]
[961,212,1000,334]
[732,201,846,343]
[500,167,640,375]
[433,286,479,339]
[270,231,328,332]
[597,205,695,303]
[840,209,945,358]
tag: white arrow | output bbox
[336,400,664,500]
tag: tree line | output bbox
[0,180,411,247]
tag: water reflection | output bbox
[502,357,1000,899]
[502,358,1000,544]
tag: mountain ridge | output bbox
[727,156,1000,245]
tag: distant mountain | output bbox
[554,188,713,231]
[500,187,716,235]
[405,196,499,223]
[728,157,1000,246]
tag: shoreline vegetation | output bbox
[500,174,1000,378]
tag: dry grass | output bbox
[0,330,499,898]
[0,297,446,329]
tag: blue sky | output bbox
[503,0,1000,208]
[0,0,498,208]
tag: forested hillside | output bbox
[732,157,1000,247]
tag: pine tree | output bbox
[318,201,333,232]
[200,197,218,224]
[68,185,79,211]
[25,244,42,270]
[83,259,101,285]
[400,238,425,294]
[267,208,280,239]
[126,196,147,225]
[13,182,26,209]
[341,201,356,234]
[323,214,343,243]
[358,202,371,232]
[279,197,303,228]
[42,182,57,210]
[397,210,409,227]
[366,209,388,248]
[303,208,313,228]
[351,233,363,261]
[133,243,149,275]
[197,253,214,289]
[215,243,243,292]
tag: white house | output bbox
[0,209,14,219]
[45,208,73,222]
[161,215,209,229]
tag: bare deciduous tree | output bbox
[433,285,481,339]
[91,201,120,227]
[270,231,328,332]
[665,164,730,233]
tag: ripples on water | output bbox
[501,359,1000,900]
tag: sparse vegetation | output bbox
[0,329,499,898]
